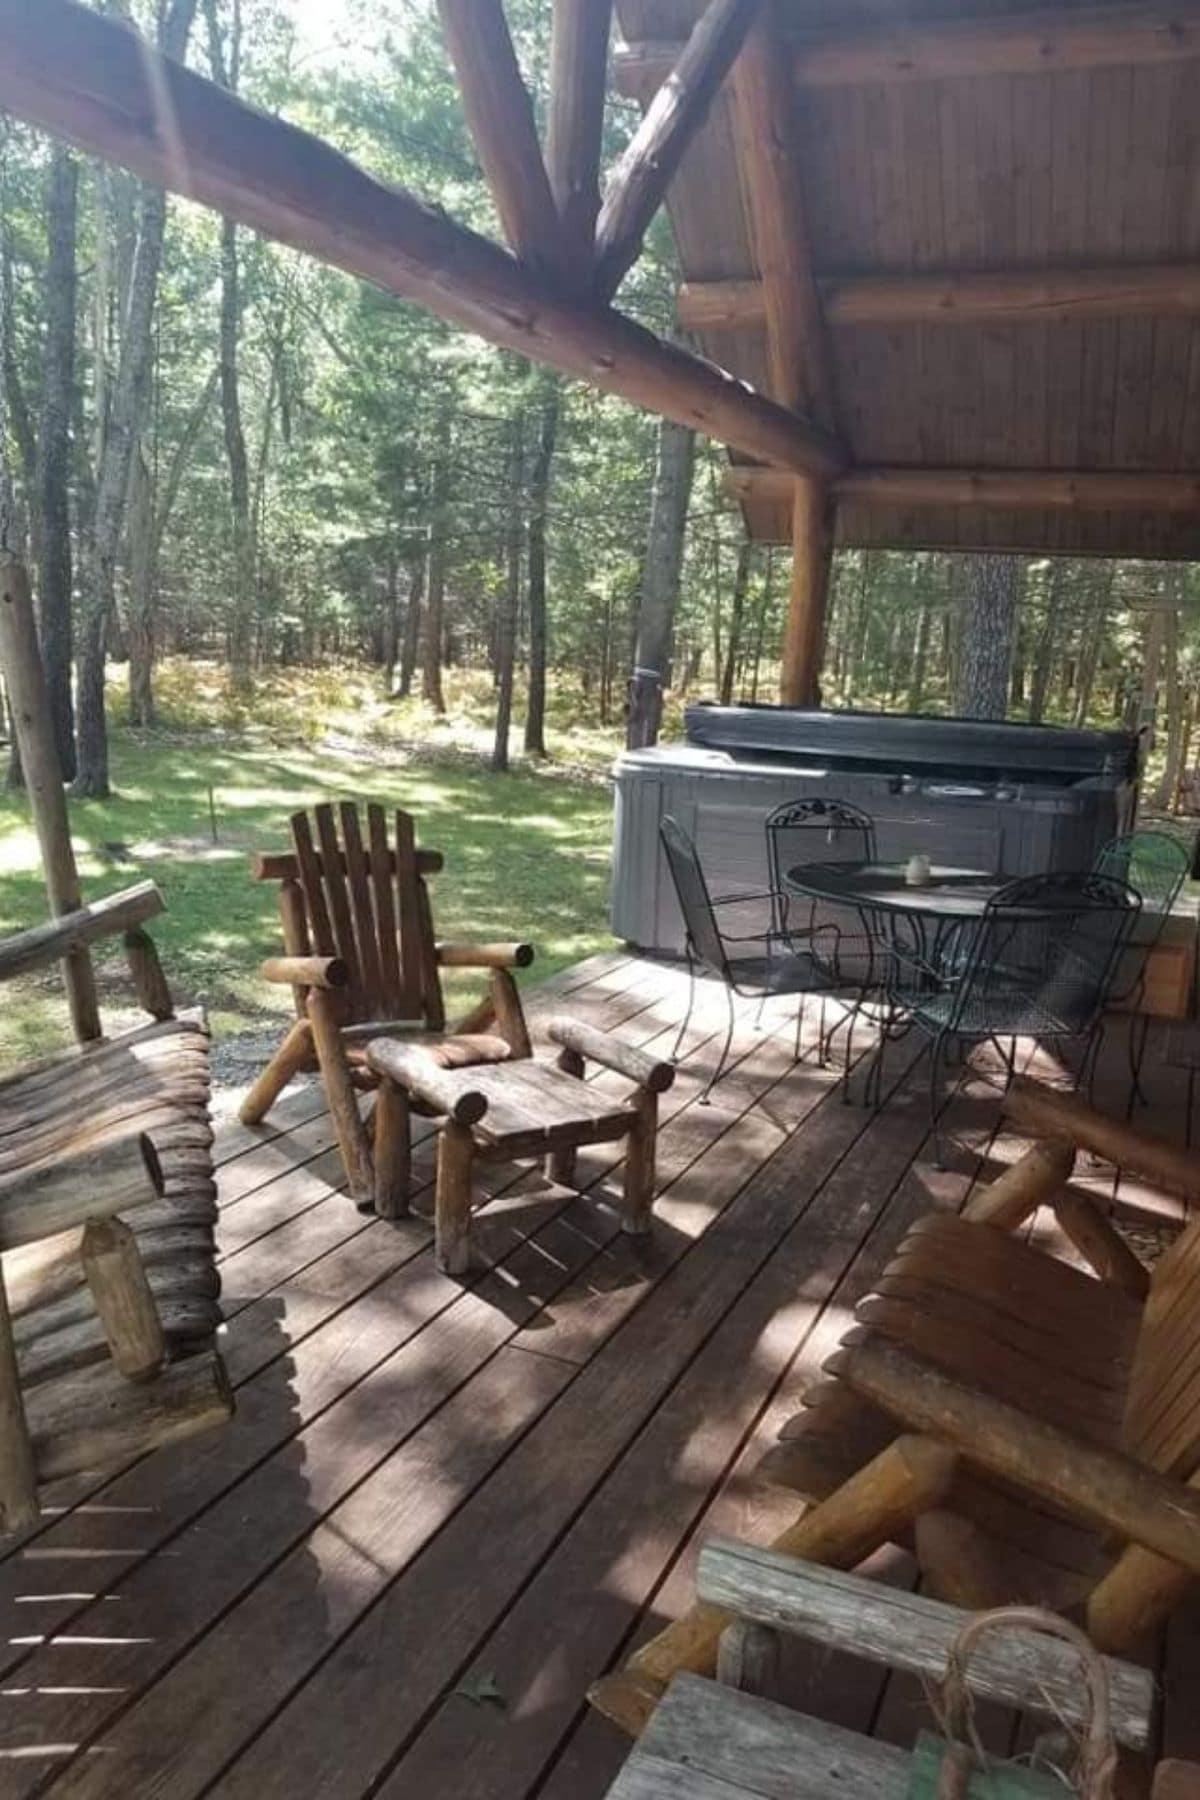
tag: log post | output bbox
[436,1121,476,1276]
[0,1265,39,1532]
[622,1086,658,1234]
[279,876,311,1019]
[373,1077,411,1220]
[81,1217,166,1382]
[716,1619,782,1699]
[548,1046,586,1185]
[307,989,374,1204]
[238,1018,315,1126]
[589,1433,958,1734]
[962,1136,1076,1229]
[124,927,174,1020]
[0,553,100,1041]
[781,474,833,707]
[489,967,533,1059]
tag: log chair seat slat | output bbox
[1,1013,222,1391]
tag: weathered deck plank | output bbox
[0,955,1186,1800]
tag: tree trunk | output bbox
[907,589,933,712]
[1156,604,1185,810]
[380,550,399,683]
[524,377,559,756]
[627,416,695,749]
[953,554,1020,720]
[35,147,78,778]
[422,439,447,714]
[126,446,155,727]
[205,0,253,693]
[719,539,751,704]
[1073,567,1113,727]
[74,0,199,796]
[397,550,424,698]
[1028,563,1063,722]
[492,413,523,772]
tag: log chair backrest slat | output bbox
[290,812,336,957]
[1124,1214,1200,1478]
[393,808,426,1022]
[339,802,381,999]
[313,803,362,993]
[366,803,403,1018]
[285,804,443,1029]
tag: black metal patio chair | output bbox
[878,869,1140,1164]
[763,796,878,987]
[659,814,852,1104]
[1093,828,1193,1107]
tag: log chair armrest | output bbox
[0,881,164,984]
[828,1336,1200,1577]
[694,1540,1155,1749]
[546,1015,675,1093]
[260,954,348,990]
[436,941,534,971]
[364,1038,488,1126]
[0,1133,163,1251]
[1051,1191,1150,1298]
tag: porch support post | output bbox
[781,474,833,707]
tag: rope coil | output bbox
[930,1606,1118,1800]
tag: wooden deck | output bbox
[1,951,1197,1799]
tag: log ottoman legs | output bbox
[367,1017,675,1276]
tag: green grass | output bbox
[0,664,619,1064]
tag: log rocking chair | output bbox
[590,1079,1200,1738]
[241,803,534,1208]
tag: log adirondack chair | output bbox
[0,883,232,1532]
[241,803,534,1206]
[590,1081,1200,1737]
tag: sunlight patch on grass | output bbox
[0,665,620,1063]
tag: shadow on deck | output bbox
[0,949,1195,1797]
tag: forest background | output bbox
[0,0,1196,1064]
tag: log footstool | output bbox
[366,1016,675,1274]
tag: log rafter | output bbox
[728,8,837,430]
[729,465,1200,514]
[435,0,566,278]
[0,0,843,479]
[615,4,1200,95]
[593,0,765,302]
[680,263,1200,331]
[547,0,614,264]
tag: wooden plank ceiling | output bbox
[614,0,1200,557]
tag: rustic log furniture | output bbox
[0,555,230,1534]
[602,1543,1155,1799]
[367,1015,674,1274]
[242,802,535,1206]
[590,1078,1200,1737]
[0,884,232,1532]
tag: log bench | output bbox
[0,884,231,1532]
[602,1543,1156,1799]
[367,1014,674,1274]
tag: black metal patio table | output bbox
[783,860,1005,1104]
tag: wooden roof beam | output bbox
[729,8,838,431]
[594,0,764,302]
[680,264,1200,331]
[729,466,1200,512]
[436,0,565,277]
[616,5,1200,93]
[0,0,842,479]
[547,0,614,265]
